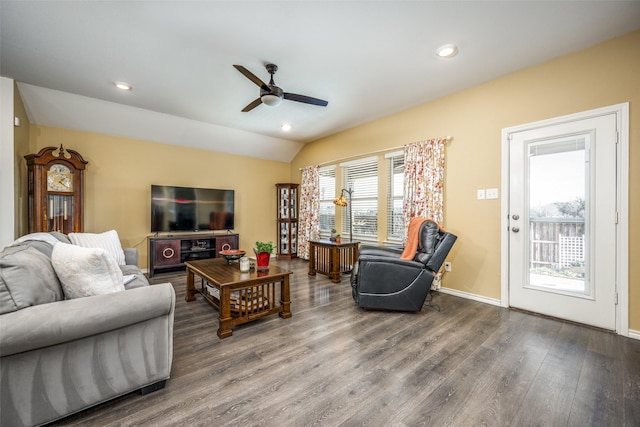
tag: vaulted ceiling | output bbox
[2,1,639,162]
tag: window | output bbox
[341,157,378,238]
[318,166,335,233]
[387,152,404,241]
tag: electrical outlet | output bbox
[444,262,452,272]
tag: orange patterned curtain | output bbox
[403,138,446,240]
[297,165,320,259]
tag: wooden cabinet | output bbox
[148,233,239,277]
[215,235,238,254]
[276,183,298,260]
[24,145,88,234]
[153,240,181,267]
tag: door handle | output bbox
[512,214,520,220]
[512,227,520,233]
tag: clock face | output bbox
[47,164,73,192]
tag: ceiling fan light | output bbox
[261,94,282,107]
[436,44,458,58]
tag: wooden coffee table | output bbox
[185,258,292,339]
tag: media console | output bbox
[148,233,239,277]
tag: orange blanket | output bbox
[400,217,430,260]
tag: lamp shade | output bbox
[333,195,348,207]
[261,93,282,107]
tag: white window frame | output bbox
[318,165,336,236]
[385,150,404,242]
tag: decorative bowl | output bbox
[219,249,246,264]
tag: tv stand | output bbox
[148,232,239,277]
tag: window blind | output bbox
[342,158,378,238]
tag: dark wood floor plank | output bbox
[510,322,591,426]
[568,344,623,426]
[451,313,563,426]
[622,337,640,426]
[399,345,500,426]
[51,259,640,427]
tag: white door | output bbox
[507,112,618,330]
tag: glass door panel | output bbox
[290,188,297,218]
[527,135,590,297]
[280,188,289,219]
[291,223,297,253]
[280,222,289,254]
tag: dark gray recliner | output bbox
[351,220,457,312]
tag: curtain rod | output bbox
[299,135,452,170]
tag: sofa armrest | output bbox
[0,283,175,357]
[123,247,139,266]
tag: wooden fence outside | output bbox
[529,218,585,270]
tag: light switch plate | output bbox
[477,189,485,200]
[486,188,499,199]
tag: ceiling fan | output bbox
[233,63,328,112]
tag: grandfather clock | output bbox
[25,145,88,234]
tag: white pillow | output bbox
[51,243,124,299]
[68,230,126,265]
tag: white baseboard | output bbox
[628,329,640,341]
[438,287,502,307]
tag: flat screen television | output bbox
[151,185,234,232]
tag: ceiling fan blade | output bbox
[241,97,262,112]
[284,92,328,107]
[233,65,269,90]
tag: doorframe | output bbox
[500,103,629,336]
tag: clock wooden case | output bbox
[25,145,88,234]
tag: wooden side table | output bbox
[308,239,360,283]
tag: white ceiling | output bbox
[2,1,640,162]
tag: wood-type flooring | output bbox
[54,258,640,426]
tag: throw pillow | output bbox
[13,232,61,246]
[68,229,126,265]
[0,244,64,314]
[51,243,124,299]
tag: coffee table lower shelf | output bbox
[185,258,292,339]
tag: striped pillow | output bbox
[68,230,126,266]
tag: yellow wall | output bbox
[291,30,640,330]
[13,82,30,239]
[27,126,291,268]
[14,30,639,331]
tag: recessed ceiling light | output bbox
[281,123,292,132]
[114,81,132,91]
[436,44,458,58]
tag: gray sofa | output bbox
[0,232,175,427]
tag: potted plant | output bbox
[335,234,341,244]
[254,241,274,271]
[330,229,338,241]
